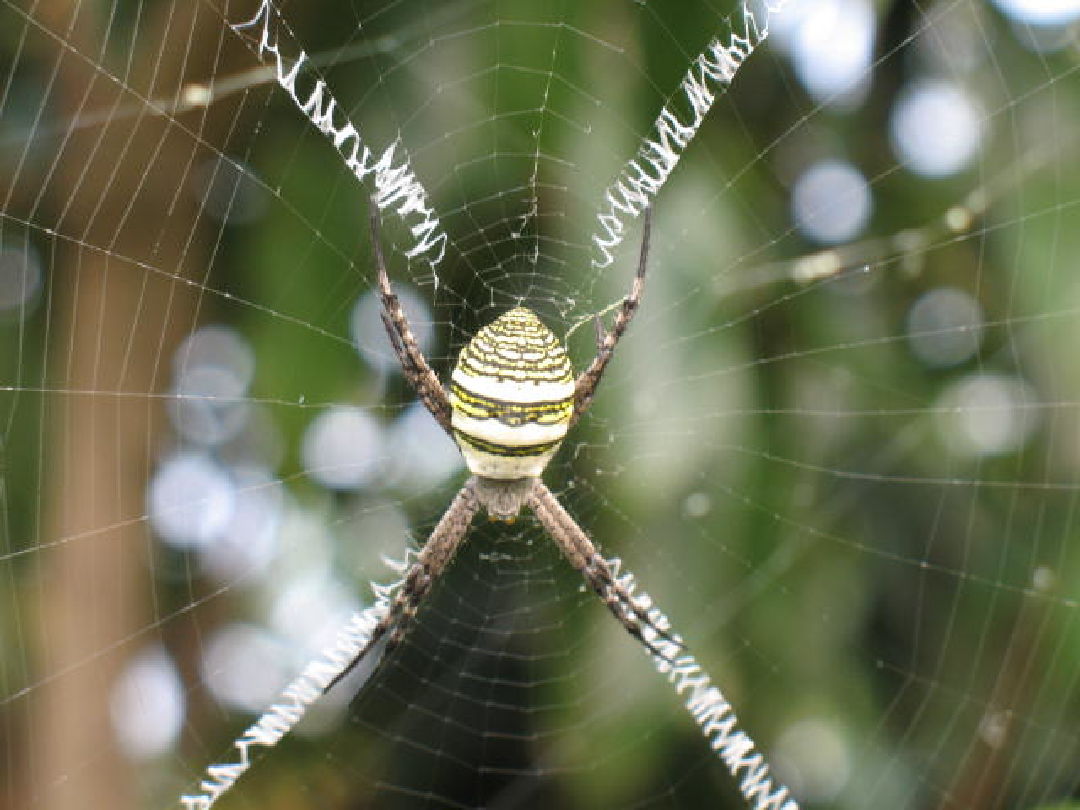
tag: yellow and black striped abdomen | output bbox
[450,307,574,479]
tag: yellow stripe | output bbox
[453,429,563,458]
[450,382,573,425]
[451,307,576,469]
[456,307,573,385]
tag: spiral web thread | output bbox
[608,557,800,810]
[232,0,448,265]
[591,0,788,268]
[179,554,410,809]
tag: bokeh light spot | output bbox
[791,159,872,245]
[110,646,184,759]
[775,717,852,803]
[302,405,383,490]
[906,287,985,368]
[890,81,984,178]
[201,623,293,713]
[771,0,874,107]
[936,373,1039,457]
[0,245,42,317]
[352,287,434,373]
[149,452,236,550]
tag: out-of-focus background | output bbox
[2,0,1079,808]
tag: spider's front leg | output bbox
[326,478,481,692]
[571,206,651,427]
[369,200,453,433]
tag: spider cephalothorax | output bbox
[325,201,672,692]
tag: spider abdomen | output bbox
[450,307,574,479]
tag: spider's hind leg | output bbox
[528,480,684,663]
[326,478,481,693]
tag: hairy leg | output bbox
[370,201,453,432]
[326,478,480,692]
[571,207,651,425]
[528,479,682,662]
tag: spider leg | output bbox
[326,478,480,692]
[380,309,417,382]
[571,206,651,427]
[370,200,453,433]
[528,480,683,662]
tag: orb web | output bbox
[1,0,1079,809]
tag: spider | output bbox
[326,202,680,693]
[184,200,796,810]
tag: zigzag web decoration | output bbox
[182,2,798,807]
[607,557,798,810]
[591,0,788,268]
[181,553,406,809]
[231,0,448,267]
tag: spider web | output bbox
[2,0,1079,809]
